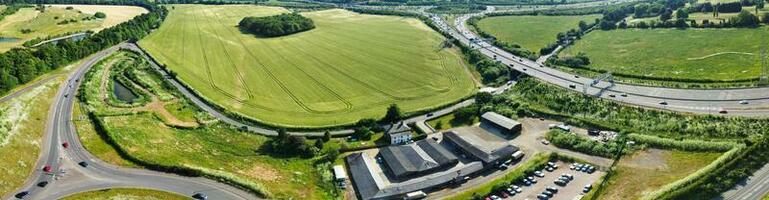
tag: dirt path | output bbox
[98,56,199,128]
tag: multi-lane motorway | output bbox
[8,2,769,199]
[11,43,259,200]
[433,8,769,116]
[430,6,769,200]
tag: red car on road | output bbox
[62,142,69,148]
[43,165,52,173]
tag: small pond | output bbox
[0,37,20,43]
[113,79,139,103]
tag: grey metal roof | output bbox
[347,151,484,200]
[481,112,521,130]
[444,131,519,163]
[416,139,458,166]
[346,153,384,200]
[380,143,440,178]
[386,121,412,135]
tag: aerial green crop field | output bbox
[60,188,188,200]
[476,14,601,52]
[561,27,769,81]
[139,5,476,128]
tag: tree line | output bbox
[238,12,315,37]
[0,1,165,95]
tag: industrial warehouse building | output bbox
[480,112,522,135]
[346,126,521,200]
[443,130,519,164]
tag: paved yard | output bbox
[501,161,605,200]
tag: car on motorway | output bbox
[719,108,728,114]
[659,101,668,105]
[574,75,579,78]
[569,84,576,89]
[15,191,29,199]
[62,142,69,148]
[43,165,52,173]
[37,181,49,187]
[740,100,749,105]
[192,193,208,200]
[608,94,616,98]
[620,93,628,97]
[78,161,88,167]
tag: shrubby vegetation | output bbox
[238,13,315,37]
[0,1,165,97]
[546,130,627,158]
[495,78,769,199]
[427,4,486,14]
[627,134,740,152]
[547,52,589,68]
[506,78,769,139]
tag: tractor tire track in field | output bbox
[191,9,249,103]
[292,36,431,101]
[264,40,354,113]
[201,8,254,99]
[305,33,437,89]
[309,32,455,93]
[210,9,321,113]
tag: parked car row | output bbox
[570,163,596,174]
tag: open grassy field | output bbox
[0,74,59,196]
[591,149,721,199]
[49,5,148,31]
[476,14,601,52]
[76,51,338,199]
[0,5,146,52]
[624,6,769,25]
[139,5,476,128]
[60,188,189,200]
[561,27,769,81]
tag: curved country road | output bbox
[11,43,260,200]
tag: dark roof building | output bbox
[480,112,522,135]
[443,131,519,164]
[380,140,458,179]
[346,151,482,200]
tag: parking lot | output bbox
[497,161,606,200]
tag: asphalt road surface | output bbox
[430,6,769,199]
[434,8,769,117]
[11,43,259,200]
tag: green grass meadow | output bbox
[0,7,101,51]
[60,188,189,200]
[561,27,769,81]
[476,14,601,52]
[591,150,722,200]
[75,51,339,199]
[139,5,476,128]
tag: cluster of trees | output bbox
[546,130,626,158]
[267,129,321,157]
[540,19,598,55]
[351,118,383,140]
[94,11,106,18]
[0,1,165,96]
[547,52,590,68]
[464,48,511,85]
[621,10,763,29]
[427,4,486,14]
[509,77,769,139]
[239,13,315,37]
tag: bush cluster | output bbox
[238,13,315,37]
[546,130,626,158]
